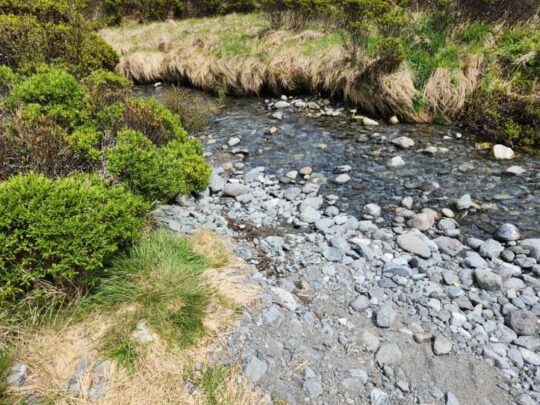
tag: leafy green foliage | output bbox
[106,130,210,202]
[0,65,17,96]
[0,0,118,76]
[0,173,149,302]
[6,68,87,128]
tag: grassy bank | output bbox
[3,230,262,404]
[101,12,539,146]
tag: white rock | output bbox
[386,156,406,168]
[391,136,415,149]
[362,117,379,126]
[388,115,399,125]
[507,165,525,175]
[493,144,515,160]
[227,137,240,146]
[274,100,290,109]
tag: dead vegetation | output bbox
[100,13,489,123]
[5,230,264,405]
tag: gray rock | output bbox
[303,378,323,398]
[376,305,397,328]
[209,173,225,193]
[7,364,28,387]
[323,246,343,262]
[474,268,503,291]
[364,203,382,218]
[521,348,540,366]
[446,391,460,405]
[507,310,537,336]
[375,343,402,366]
[223,183,249,197]
[391,136,415,149]
[464,251,487,268]
[407,213,435,231]
[386,156,406,168]
[434,236,465,257]
[244,357,268,383]
[260,236,285,254]
[88,380,108,402]
[397,232,431,259]
[350,295,370,312]
[456,194,473,210]
[433,335,453,355]
[370,388,391,405]
[479,239,504,259]
[227,137,241,146]
[495,223,520,242]
[359,330,380,352]
[300,207,321,224]
[334,174,351,184]
[132,320,154,344]
[274,100,290,109]
[271,287,298,311]
[521,239,540,260]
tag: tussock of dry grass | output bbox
[101,13,481,122]
[6,231,263,405]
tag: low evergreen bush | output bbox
[0,173,149,302]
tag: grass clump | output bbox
[0,173,149,304]
[80,230,212,352]
[162,86,223,132]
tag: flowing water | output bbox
[138,85,540,239]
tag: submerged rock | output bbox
[386,156,406,168]
[495,223,520,242]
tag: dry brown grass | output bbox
[6,231,264,405]
[103,13,471,122]
[100,13,488,123]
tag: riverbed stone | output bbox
[397,232,431,258]
[474,268,503,291]
[407,212,435,231]
[507,310,537,336]
[376,305,397,328]
[495,224,520,242]
[493,144,515,160]
[434,236,465,257]
[303,379,323,398]
[386,156,406,168]
[479,239,504,259]
[456,194,473,210]
[376,343,402,365]
[521,239,540,260]
[433,335,453,355]
[334,174,351,184]
[223,183,249,197]
[391,136,415,149]
[364,203,382,218]
[245,357,268,383]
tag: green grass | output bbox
[198,365,229,405]
[0,348,12,401]
[76,230,213,369]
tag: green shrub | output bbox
[83,69,132,106]
[0,14,47,69]
[0,116,94,181]
[6,68,88,128]
[0,2,118,76]
[106,130,210,202]
[0,173,149,302]
[120,97,188,145]
[262,0,335,29]
[0,65,17,96]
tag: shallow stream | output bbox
[139,85,539,239]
